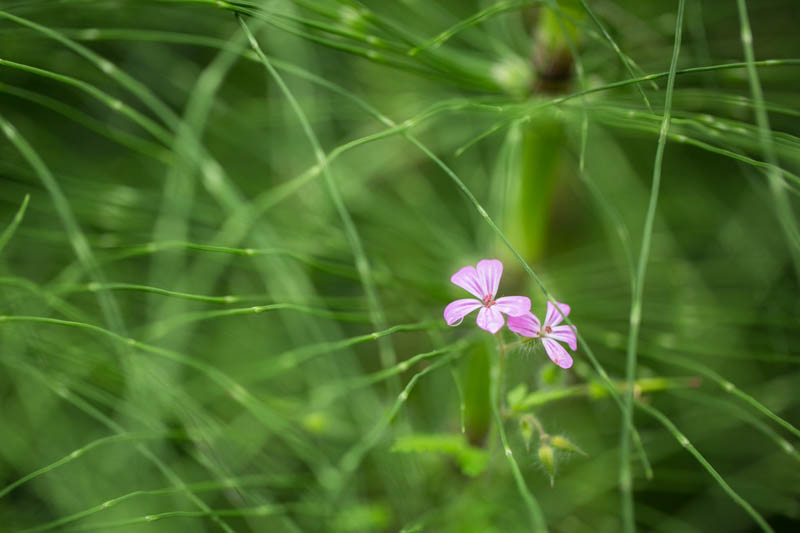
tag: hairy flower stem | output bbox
[491,333,547,531]
[524,412,547,437]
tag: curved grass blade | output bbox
[238,15,398,382]
[409,0,539,56]
[642,350,800,440]
[335,350,464,491]
[1,359,236,532]
[23,475,282,532]
[0,432,179,500]
[637,401,774,533]
[0,194,29,256]
[0,114,128,338]
[735,0,800,280]
[578,0,653,110]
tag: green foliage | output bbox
[391,433,489,477]
[0,0,799,532]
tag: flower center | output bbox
[544,325,552,334]
[483,294,495,307]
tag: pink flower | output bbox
[443,259,531,334]
[507,301,577,369]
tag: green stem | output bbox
[636,402,774,532]
[520,412,548,439]
[621,2,685,532]
[511,376,699,412]
[735,0,800,281]
[0,193,29,256]
[490,335,547,532]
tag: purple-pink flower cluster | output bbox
[443,259,576,369]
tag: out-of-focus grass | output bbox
[1,1,798,532]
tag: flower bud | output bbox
[550,435,588,457]
[538,444,555,486]
[519,417,534,451]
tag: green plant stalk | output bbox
[0,432,178,499]
[503,116,564,264]
[620,1,685,530]
[462,341,493,445]
[0,194,29,256]
[23,475,284,532]
[512,376,699,411]
[496,1,578,261]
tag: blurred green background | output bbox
[1,0,798,531]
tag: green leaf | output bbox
[506,383,528,409]
[392,433,489,477]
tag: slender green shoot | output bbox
[620,3,684,530]
[0,432,179,499]
[735,0,800,280]
[0,193,29,256]
[637,401,774,533]
[492,337,547,531]
[238,15,397,379]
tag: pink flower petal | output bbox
[545,300,571,327]
[450,265,484,299]
[542,338,573,369]
[494,296,531,317]
[506,312,541,337]
[476,306,504,334]
[443,299,483,326]
[549,325,577,351]
[476,259,503,299]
